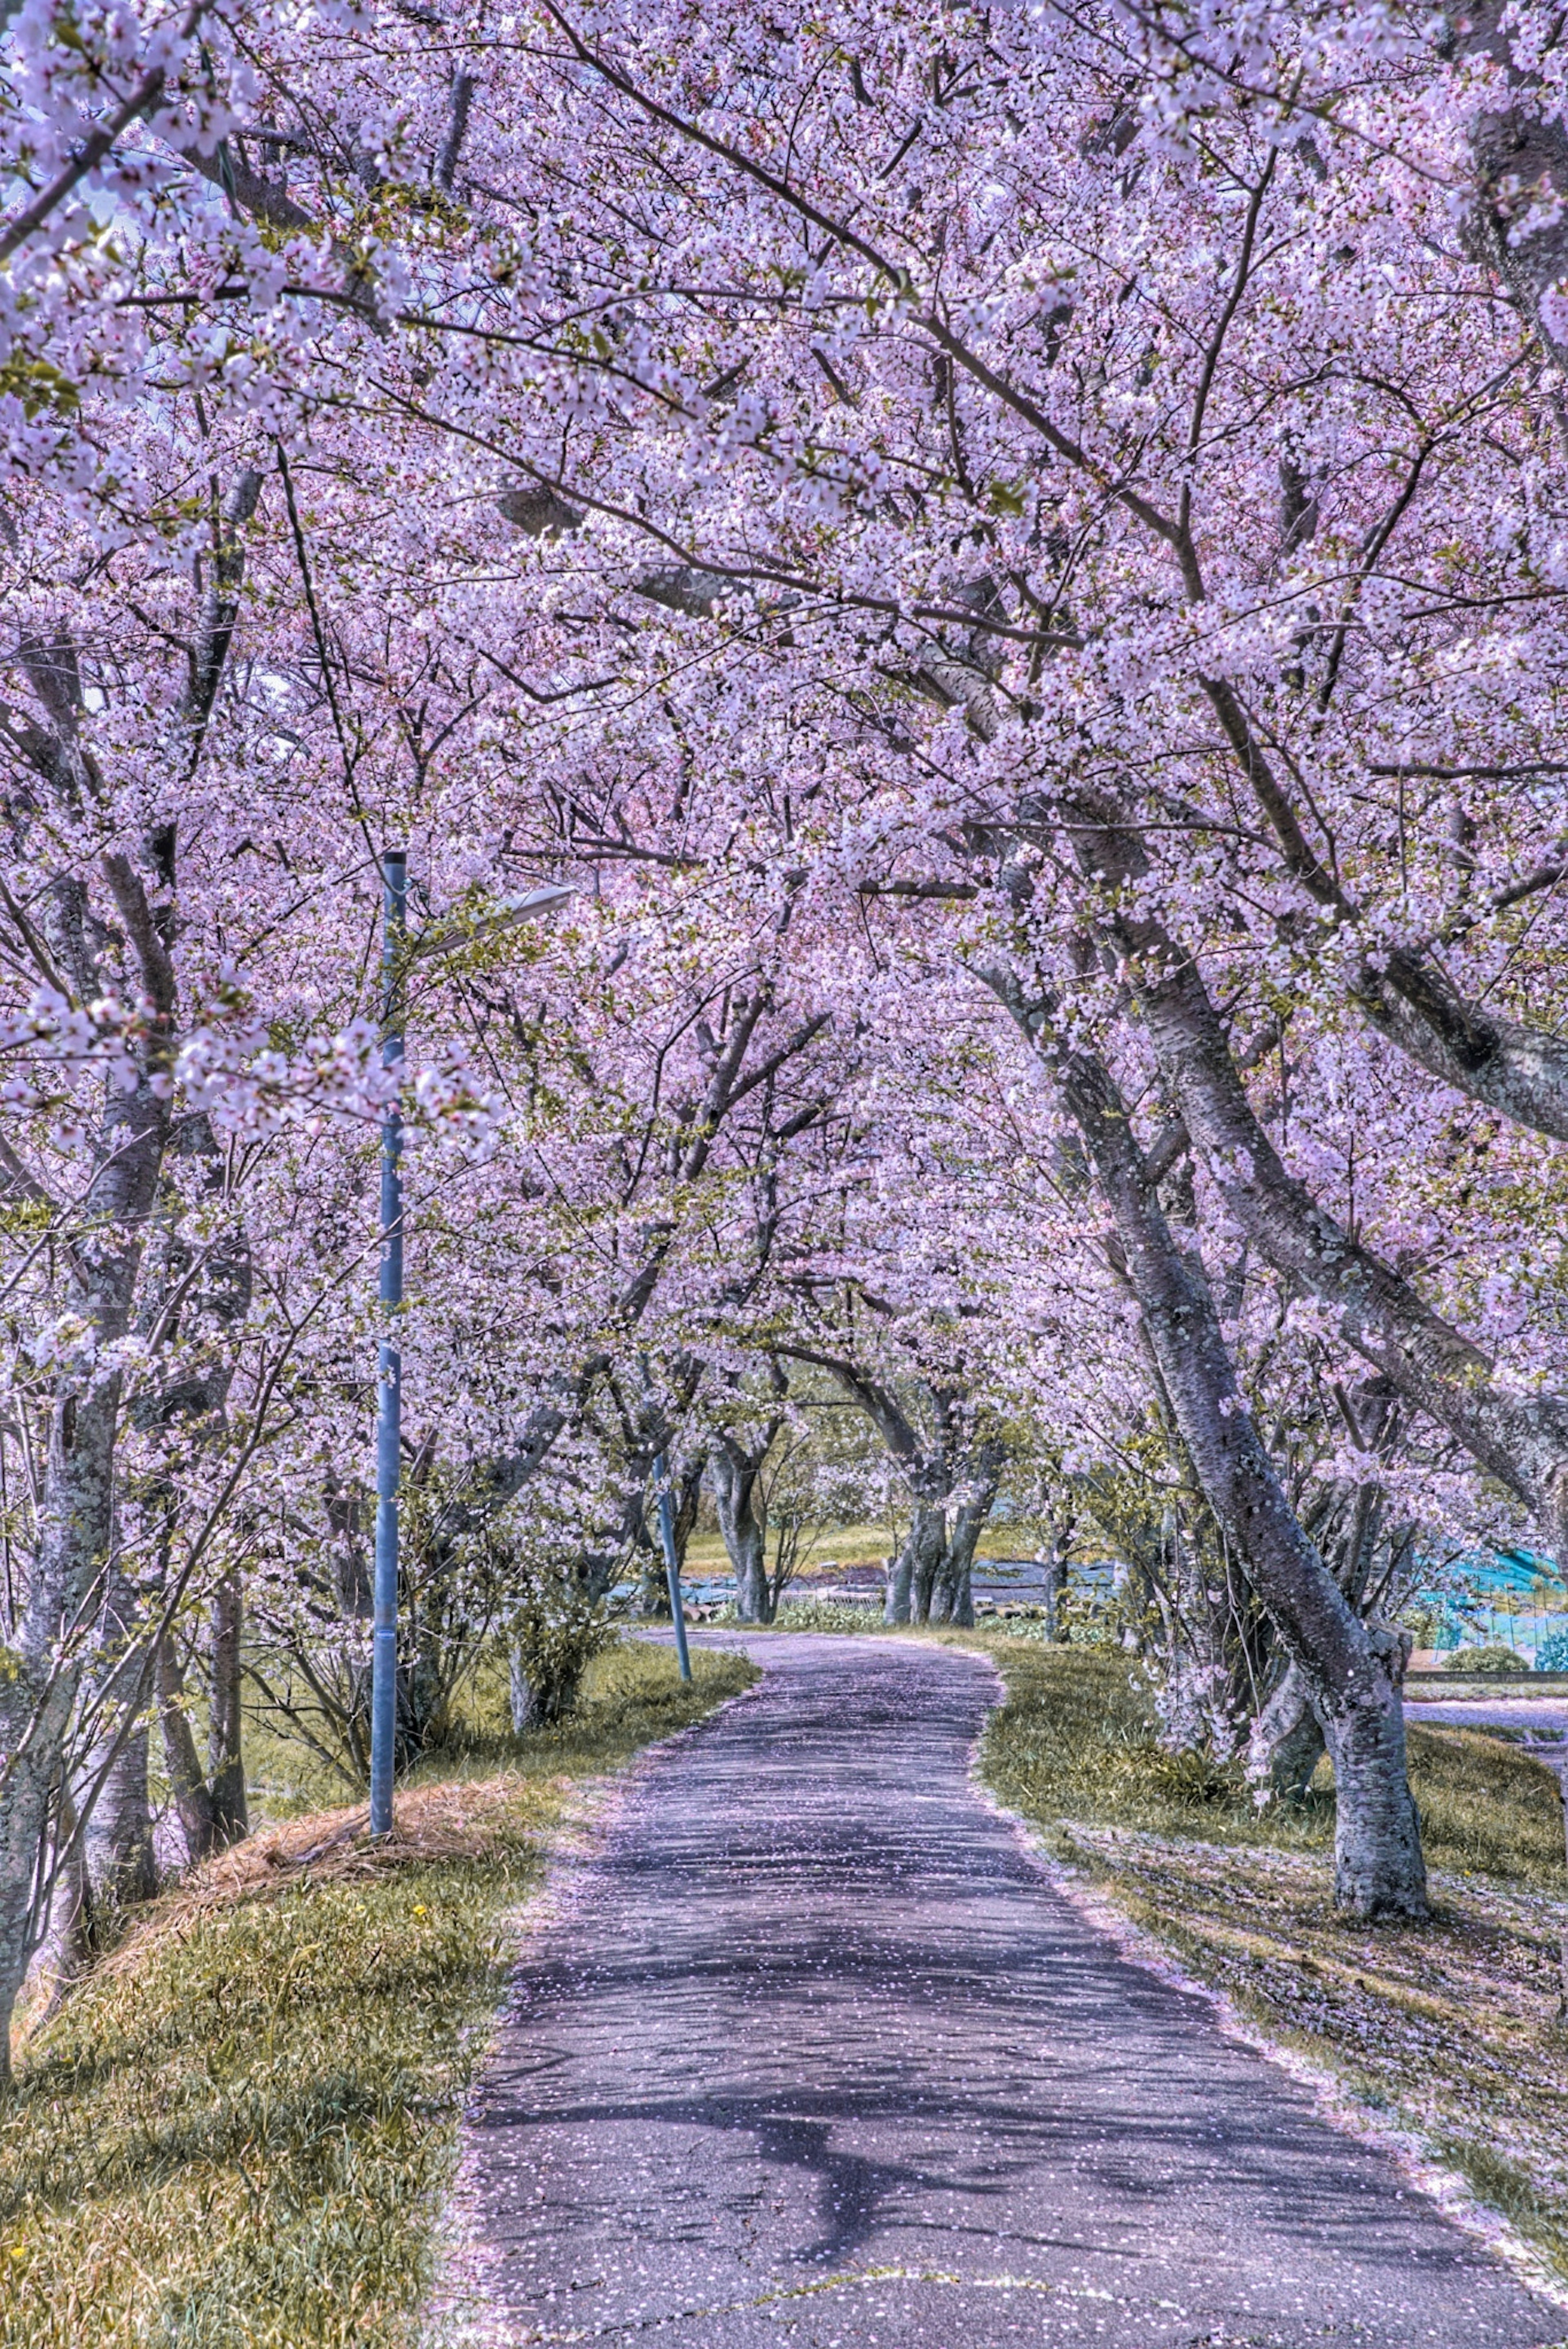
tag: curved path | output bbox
[459,1635,1561,2347]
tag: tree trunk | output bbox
[0,1389,134,2080]
[1320,1629,1423,1915]
[1249,1660,1327,1804]
[1041,1548,1061,1639]
[930,1481,996,1627]
[510,1643,534,1733]
[84,1722,156,1924]
[0,1147,166,2046]
[1040,1521,1074,1640]
[154,1581,248,1868]
[156,1632,216,1864]
[710,1435,772,1623]
[1147,1507,1244,1757]
[1085,1045,1425,1911]
[45,1785,89,2013]
[1131,917,1568,1540]
[898,1505,947,1626]
[1059,804,1568,1539]
[638,1542,671,1619]
[0,497,253,2079]
[992,987,1428,1920]
[927,1547,973,1626]
[76,1552,157,1944]
[509,1642,586,1731]
[207,1573,247,1848]
[807,1366,945,1621]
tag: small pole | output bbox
[369,848,407,1836]
[654,1452,693,1682]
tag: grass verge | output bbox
[975,1638,1568,2284]
[0,1639,755,2349]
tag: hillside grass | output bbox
[0,1639,755,2349]
[973,1637,1568,2286]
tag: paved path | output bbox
[461,1635,1561,2347]
[1406,1695,1568,1737]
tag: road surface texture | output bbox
[1405,1694,1568,1737]
[460,1634,1562,2347]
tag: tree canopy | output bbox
[3,0,1568,2040]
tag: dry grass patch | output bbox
[0,1639,755,2349]
[96,1774,559,1989]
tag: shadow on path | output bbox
[457,1634,1562,2347]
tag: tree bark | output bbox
[0,484,260,2077]
[207,1573,247,1847]
[1041,1548,1062,1639]
[1250,1661,1327,1804]
[156,1632,216,1864]
[895,1505,947,1626]
[1052,796,1568,1539]
[1068,1040,1425,1913]
[83,1718,156,1924]
[710,1431,775,1623]
[1357,952,1568,1144]
[788,1354,982,1630]
[986,969,1427,1919]
[0,1212,165,2076]
[1040,1516,1075,1639]
[930,1472,998,1627]
[76,1547,158,1932]
[0,1381,119,2085]
[509,1639,590,1731]
[510,1643,532,1734]
[1459,6,1568,371]
[153,1576,247,1868]
[1136,937,1568,1539]
[1320,1627,1422,1914]
[0,1064,167,2069]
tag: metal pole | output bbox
[369,848,407,1835]
[653,1452,693,1682]
[1560,1763,1568,2019]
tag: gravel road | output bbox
[459,1634,1562,2347]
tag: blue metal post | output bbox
[369,848,407,1835]
[653,1452,693,1682]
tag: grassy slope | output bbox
[972,1639,1568,2283]
[0,1640,755,2349]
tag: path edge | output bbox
[419,1658,771,2349]
[944,1634,1568,2325]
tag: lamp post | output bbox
[369,850,406,1838]
[653,1451,693,1683]
[367,865,573,1837]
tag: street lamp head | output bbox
[408,882,575,965]
[499,884,575,920]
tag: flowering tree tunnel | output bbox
[7,0,1568,2011]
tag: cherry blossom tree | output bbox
[10,0,1568,2002]
[344,0,1568,1915]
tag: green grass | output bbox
[0,1639,755,2349]
[972,1640,1568,1886]
[680,1521,1078,1576]
[974,1637,1568,2284]
[715,1597,889,1634]
[683,1521,894,1574]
